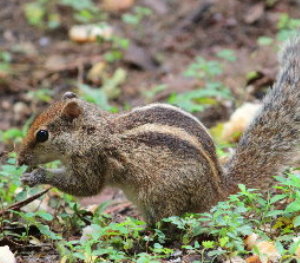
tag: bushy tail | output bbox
[224,37,300,193]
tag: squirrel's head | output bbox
[18,92,84,167]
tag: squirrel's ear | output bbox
[62,91,77,100]
[61,101,82,121]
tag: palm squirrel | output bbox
[18,38,300,225]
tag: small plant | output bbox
[0,155,27,205]
[276,13,300,41]
[24,0,107,29]
[163,172,300,261]
[0,128,24,143]
[60,0,107,23]
[24,0,61,29]
[168,82,231,112]
[168,52,233,112]
[257,36,274,46]
[0,51,12,75]
[265,0,279,7]
[57,217,147,262]
[143,84,167,102]
[183,57,223,80]
[103,36,130,63]
[215,49,237,62]
[27,88,54,103]
[122,6,153,26]
[78,83,118,112]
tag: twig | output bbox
[104,202,132,215]
[0,188,51,216]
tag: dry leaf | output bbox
[0,246,16,263]
[243,3,264,24]
[224,256,246,263]
[245,233,259,250]
[255,241,280,263]
[293,236,300,258]
[87,61,107,84]
[13,102,30,122]
[245,234,281,263]
[101,0,135,12]
[69,24,113,43]
[222,103,261,142]
[86,204,99,213]
[80,225,94,242]
[124,44,158,71]
[44,55,68,71]
[295,246,300,259]
[245,255,262,263]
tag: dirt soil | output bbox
[1,0,300,262]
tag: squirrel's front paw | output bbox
[21,168,46,187]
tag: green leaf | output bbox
[0,128,24,142]
[122,14,139,25]
[143,84,167,99]
[265,210,284,217]
[293,216,300,227]
[24,2,45,26]
[275,240,285,254]
[37,224,62,240]
[202,240,215,249]
[270,194,287,204]
[168,82,230,113]
[59,0,96,11]
[238,184,246,192]
[286,199,300,213]
[216,49,237,62]
[257,36,273,46]
[36,211,54,221]
[78,83,117,112]
[184,57,223,79]
[102,68,127,99]
[219,236,229,247]
[207,249,226,257]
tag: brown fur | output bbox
[18,38,300,224]
[21,102,65,150]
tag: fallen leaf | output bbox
[245,234,281,263]
[143,0,168,15]
[87,61,107,84]
[296,246,300,259]
[13,101,30,122]
[0,246,16,263]
[245,255,262,263]
[80,225,94,241]
[101,0,135,12]
[222,103,261,142]
[244,3,264,24]
[69,24,113,43]
[102,68,127,99]
[245,233,259,250]
[224,256,246,263]
[44,55,68,71]
[293,236,300,258]
[124,43,159,71]
[255,241,281,263]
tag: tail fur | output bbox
[224,37,300,192]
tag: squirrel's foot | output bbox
[21,168,46,187]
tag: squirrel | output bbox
[18,38,300,225]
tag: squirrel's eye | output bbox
[36,130,48,143]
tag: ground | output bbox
[1,0,300,262]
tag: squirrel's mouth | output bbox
[17,156,37,171]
